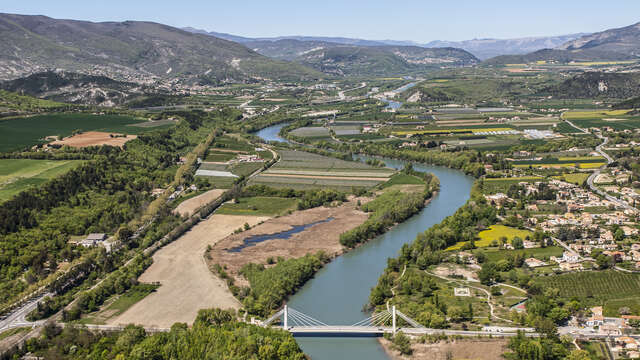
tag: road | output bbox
[338,82,366,100]
[0,294,50,332]
[0,141,282,342]
[564,119,637,214]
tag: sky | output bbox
[2,0,639,42]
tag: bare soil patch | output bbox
[51,131,136,148]
[109,214,269,328]
[172,189,226,217]
[380,338,508,360]
[208,198,369,287]
[433,264,479,282]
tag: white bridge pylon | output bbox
[262,305,425,335]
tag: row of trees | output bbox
[339,189,428,248]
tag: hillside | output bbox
[558,22,640,56]
[425,34,586,60]
[269,44,478,76]
[540,72,640,99]
[0,89,70,117]
[483,48,635,65]
[245,39,337,61]
[0,13,322,84]
[485,22,640,65]
[0,71,156,106]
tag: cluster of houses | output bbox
[580,306,640,357]
[485,177,640,272]
[76,233,116,252]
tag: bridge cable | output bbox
[287,308,328,327]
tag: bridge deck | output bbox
[271,326,534,337]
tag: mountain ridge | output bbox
[183,27,590,60]
[0,13,322,84]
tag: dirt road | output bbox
[109,214,269,328]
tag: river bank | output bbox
[206,197,370,288]
[379,337,508,360]
[108,214,269,328]
[254,124,475,359]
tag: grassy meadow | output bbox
[0,159,84,202]
[0,113,149,152]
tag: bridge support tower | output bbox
[284,305,288,329]
[392,306,396,334]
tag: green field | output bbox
[79,283,159,325]
[381,173,425,188]
[555,172,590,185]
[483,246,564,263]
[0,113,149,152]
[535,270,640,306]
[211,135,256,152]
[102,284,158,318]
[568,117,640,131]
[217,196,298,216]
[289,126,331,138]
[447,225,533,250]
[229,162,264,177]
[562,110,631,120]
[0,159,84,202]
[482,177,543,193]
[204,151,238,162]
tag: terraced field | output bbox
[250,150,394,190]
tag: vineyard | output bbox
[535,270,640,304]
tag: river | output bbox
[380,81,417,110]
[255,122,291,143]
[255,125,473,359]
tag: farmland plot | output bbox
[251,150,394,190]
[535,270,640,306]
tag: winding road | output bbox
[564,119,637,213]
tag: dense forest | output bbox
[2,309,305,360]
[0,108,241,311]
[239,252,330,317]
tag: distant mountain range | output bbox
[2,13,640,87]
[184,30,479,76]
[0,13,321,84]
[183,27,589,60]
[558,22,640,57]
[424,34,587,60]
[240,40,478,76]
[485,22,640,65]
